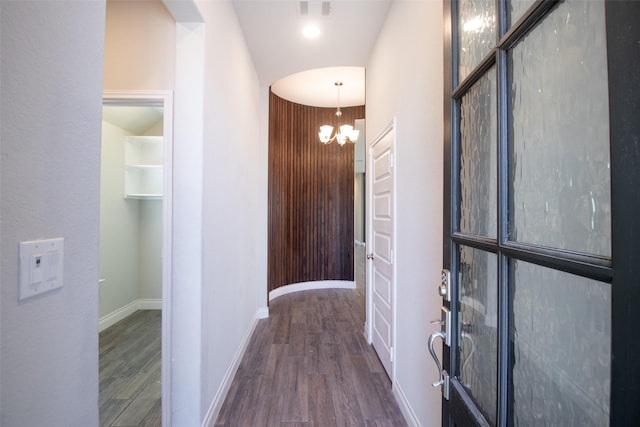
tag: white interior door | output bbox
[368,123,395,378]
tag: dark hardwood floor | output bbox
[98,246,387,426]
[99,310,162,427]
[215,287,407,426]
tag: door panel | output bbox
[440,0,621,425]
[370,127,395,377]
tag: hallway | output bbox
[215,287,407,426]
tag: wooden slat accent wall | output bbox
[268,91,365,292]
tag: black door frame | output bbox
[442,0,640,425]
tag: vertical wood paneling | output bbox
[268,91,365,292]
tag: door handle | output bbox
[428,330,446,387]
[428,306,451,399]
[460,331,475,383]
[428,330,450,399]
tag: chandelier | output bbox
[318,82,360,146]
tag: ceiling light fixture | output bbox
[318,82,360,146]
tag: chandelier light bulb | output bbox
[318,82,359,146]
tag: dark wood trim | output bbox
[451,234,612,282]
[607,1,640,424]
[443,0,453,267]
[500,241,612,282]
[442,0,453,425]
[497,0,561,50]
[495,0,509,421]
[268,91,364,292]
[452,52,497,101]
[452,233,499,253]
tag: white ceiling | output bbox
[102,106,163,135]
[270,66,365,107]
[232,0,392,107]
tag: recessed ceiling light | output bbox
[302,24,320,39]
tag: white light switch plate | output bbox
[19,238,64,301]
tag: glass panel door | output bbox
[510,261,611,425]
[437,0,640,425]
[508,0,611,257]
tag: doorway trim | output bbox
[102,90,173,426]
[366,118,397,380]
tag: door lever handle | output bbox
[428,330,450,400]
[428,331,446,387]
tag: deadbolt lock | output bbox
[439,269,451,301]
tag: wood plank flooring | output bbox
[99,310,162,427]
[98,246,385,426]
[215,287,407,426]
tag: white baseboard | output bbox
[98,298,162,332]
[393,380,422,427]
[268,280,356,301]
[257,306,269,319]
[99,301,138,332]
[201,308,263,427]
[137,298,162,310]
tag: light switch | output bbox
[46,250,60,282]
[31,254,44,285]
[19,238,64,301]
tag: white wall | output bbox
[197,0,265,423]
[139,199,163,300]
[0,1,261,425]
[102,2,193,422]
[102,0,175,311]
[0,1,106,425]
[99,119,163,319]
[104,0,176,90]
[99,121,141,316]
[366,1,444,426]
[139,121,164,302]
[171,20,205,426]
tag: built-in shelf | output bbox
[124,136,163,199]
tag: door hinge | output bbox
[390,346,394,362]
[389,153,394,169]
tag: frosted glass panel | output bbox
[511,260,610,426]
[459,246,497,425]
[458,0,496,82]
[509,0,611,256]
[508,0,535,27]
[460,68,497,238]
